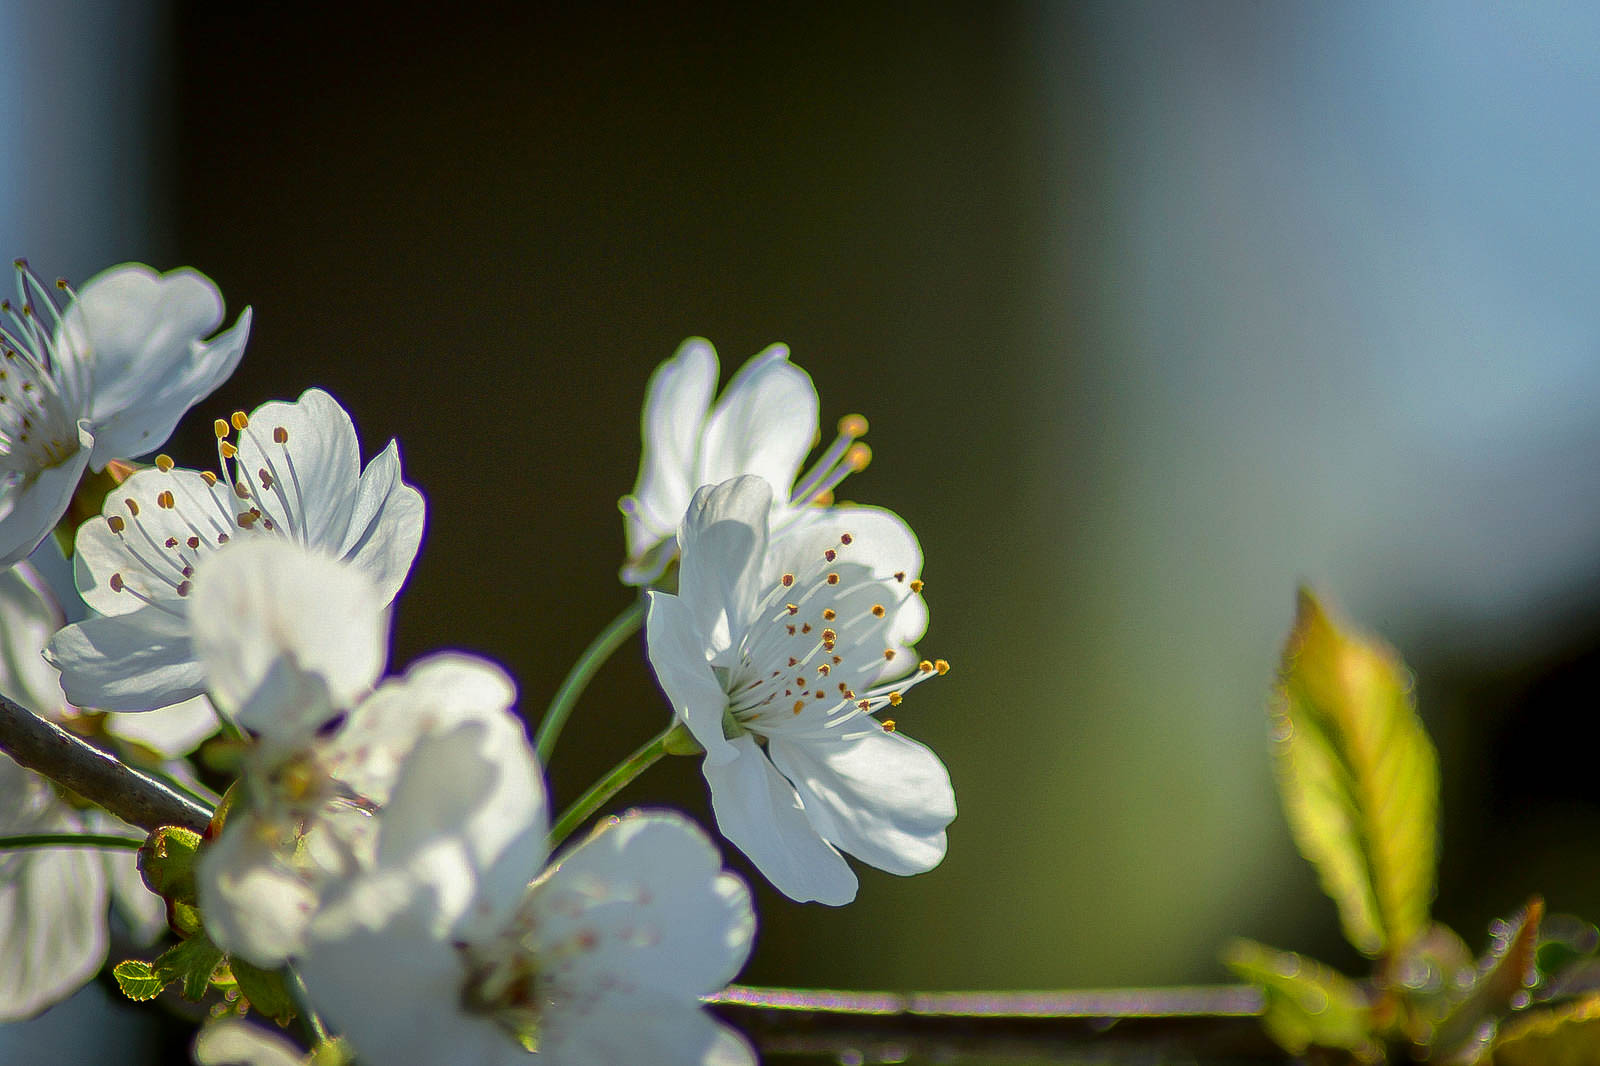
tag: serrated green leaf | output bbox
[1223,938,1380,1060]
[1493,992,1600,1066]
[112,959,166,1001]
[229,957,299,1024]
[1272,589,1439,957]
[155,934,225,1002]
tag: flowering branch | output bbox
[0,693,211,833]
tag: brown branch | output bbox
[707,984,1278,1061]
[0,693,211,833]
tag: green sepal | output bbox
[664,719,706,755]
[138,825,203,904]
[228,957,299,1024]
[1224,938,1381,1060]
[112,959,165,1001]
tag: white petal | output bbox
[541,990,756,1066]
[103,695,219,757]
[678,477,772,659]
[46,606,203,712]
[697,346,817,498]
[196,821,319,967]
[625,338,719,570]
[535,812,754,1002]
[644,592,737,764]
[193,1018,307,1066]
[0,564,69,717]
[0,434,91,568]
[335,439,425,604]
[234,389,360,551]
[702,735,857,905]
[86,310,252,468]
[768,729,954,876]
[300,872,522,1066]
[53,265,243,467]
[87,810,166,945]
[189,538,387,728]
[369,669,547,938]
[0,787,108,1021]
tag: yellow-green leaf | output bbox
[112,959,165,1001]
[1224,938,1381,1060]
[1272,589,1439,957]
[229,957,299,1024]
[1493,992,1600,1066]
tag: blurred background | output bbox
[5,1,1600,1060]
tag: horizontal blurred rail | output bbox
[707,983,1278,1061]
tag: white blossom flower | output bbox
[193,1019,309,1066]
[44,387,424,713]
[620,337,871,585]
[0,563,164,1021]
[646,476,955,904]
[0,260,251,566]
[298,782,756,1066]
[186,539,537,967]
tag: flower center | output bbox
[723,529,944,737]
[458,935,545,1048]
[0,262,83,475]
[95,412,310,613]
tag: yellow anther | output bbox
[840,533,853,545]
[811,489,836,506]
[781,573,794,587]
[824,548,837,562]
[176,580,191,598]
[818,663,831,675]
[822,628,837,643]
[154,454,174,472]
[826,573,839,585]
[213,419,229,438]
[888,691,903,706]
[934,659,950,675]
[910,579,925,593]
[108,573,125,592]
[231,411,249,431]
[186,536,200,549]
[125,499,140,517]
[200,471,218,486]
[786,603,799,615]
[822,608,837,621]
[792,700,805,715]
[871,603,886,617]
[156,490,175,509]
[220,440,238,459]
[918,660,934,674]
[164,537,178,548]
[838,413,869,438]
[846,443,872,471]
[881,719,896,732]
[883,649,896,660]
[107,515,125,534]
[273,425,289,444]
[894,571,906,582]
[234,481,250,500]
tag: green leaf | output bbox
[1426,900,1543,1062]
[138,825,204,904]
[1223,938,1380,1059]
[1493,992,1600,1066]
[112,959,166,1002]
[229,958,299,1024]
[155,934,225,1002]
[1271,588,1440,957]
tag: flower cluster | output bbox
[0,268,955,1064]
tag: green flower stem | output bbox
[547,721,684,849]
[0,832,145,851]
[534,598,646,765]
